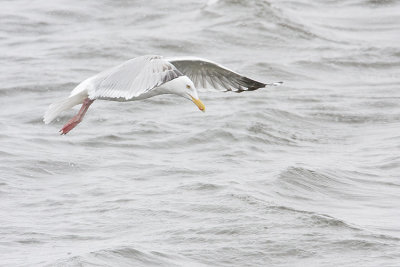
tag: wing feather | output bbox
[89,55,183,100]
[166,57,268,93]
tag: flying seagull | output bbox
[44,55,282,134]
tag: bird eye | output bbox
[186,85,191,89]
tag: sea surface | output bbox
[1,0,400,266]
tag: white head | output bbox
[165,76,205,112]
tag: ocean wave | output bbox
[50,247,185,267]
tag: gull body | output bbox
[44,55,281,134]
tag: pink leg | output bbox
[60,98,95,135]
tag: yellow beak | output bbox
[190,96,205,112]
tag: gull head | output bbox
[171,76,205,112]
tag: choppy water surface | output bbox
[1,0,400,266]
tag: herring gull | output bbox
[44,55,282,134]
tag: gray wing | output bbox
[89,55,183,100]
[166,56,275,93]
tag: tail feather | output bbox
[43,93,87,124]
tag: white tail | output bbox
[43,93,87,124]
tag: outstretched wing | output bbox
[89,55,183,100]
[167,57,278,93]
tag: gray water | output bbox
[1,0,400,266]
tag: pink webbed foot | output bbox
[59,97,94,135]
[60,117,81,135]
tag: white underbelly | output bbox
[95,88,170,102]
